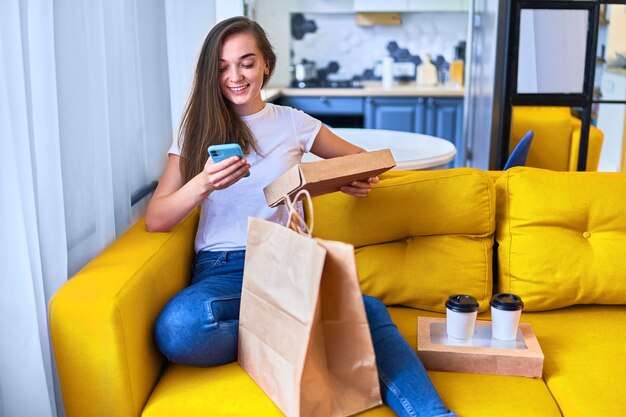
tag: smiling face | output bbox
[219,32,269,116]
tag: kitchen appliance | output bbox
[291,60,318,82]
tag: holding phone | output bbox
[208,143,250,177]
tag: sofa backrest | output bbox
[311,168,496,313]
[495,167,626,311]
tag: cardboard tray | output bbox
[263,149,396,207]
[417,317,544,378]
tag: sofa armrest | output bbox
[49,210,199,417]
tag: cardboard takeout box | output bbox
[263,149,396,207]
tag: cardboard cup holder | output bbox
[417,317,544,377]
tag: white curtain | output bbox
[54,0,172,274]
[1,2,66,416]
[0,0,172,416]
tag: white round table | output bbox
[302,128,457,170]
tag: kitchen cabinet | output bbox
[278,96,364,115]
[425,97,464,167]
[364,97,426,133]
[276,94,464,167]
[353,0,408,12]
[353,0,468,12]
[365,96,463,167]
[407,0,468,11]
[277,96,365,128]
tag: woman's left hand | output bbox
[340,176,379,198]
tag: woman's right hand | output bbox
[146,154,248,232]
[197,155,250,196]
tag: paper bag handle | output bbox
[284,190,314,236]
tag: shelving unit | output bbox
[594,3,626,171]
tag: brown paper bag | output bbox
[238,192,382,417]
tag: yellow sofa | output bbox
[49,167,626,417]
[511,106,604,171]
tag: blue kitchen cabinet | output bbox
[364,97,427,133]
[277,96,365,128]
[278,94,464,167]
[278,96,364,115]
[425,97,464,167]
[365,96,463,167]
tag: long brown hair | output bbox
[178,17,276,183]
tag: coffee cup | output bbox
[445,295,479,340]
[490,293,524,340]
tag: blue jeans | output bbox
[155,250,457,417]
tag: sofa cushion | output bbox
[568,119,604,171]
[496,167,626,310]
[511,106,573,171]
[522,305,626,417]
[142,307,561,417]
[311,169,495,313]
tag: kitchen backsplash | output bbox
[290,12,467,82]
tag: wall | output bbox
[253,0,300,87]
[606,4,626,63]
[290,12,467,82]
[164,0,216,136]
[254,0,467,86]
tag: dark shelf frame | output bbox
[497,0,600,171]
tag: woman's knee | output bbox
[362,295,387,317]
[362,295,394,329]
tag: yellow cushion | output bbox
[311,169,495,313]
[496,167,626,310]
[522,305,626,417]
[568,120,604,171]
[511,106,573,170]
[142,307,561,417]
[511,106,604,171]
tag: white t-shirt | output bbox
[168,103,322,253]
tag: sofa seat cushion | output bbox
[522,305,626,417]
[496,167,626,310]
[141,363,396,417]
[311,169,496,313]
[142,307,560,417]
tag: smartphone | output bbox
[208,144,249,177]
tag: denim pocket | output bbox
[192,251,226,282]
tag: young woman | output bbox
[146,16,457,417]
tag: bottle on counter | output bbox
[449,41,466,87]
[382,56,394,89]
[416,54,438,86]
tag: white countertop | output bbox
[302,128,456,170]
[263,82,464,101]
